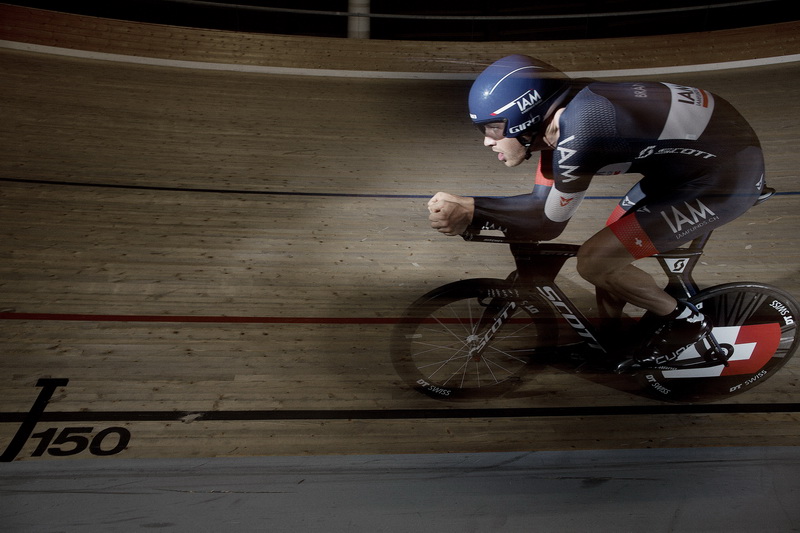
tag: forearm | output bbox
[470,185,568,240]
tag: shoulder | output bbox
[561,81,678,136]
[587,81,670,98]
[559,83,620,131]
[567,81,671,108]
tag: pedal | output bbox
[628,334,733,372]
[696,336,732,366]
[614,357,640,374]
[755,186,776,205]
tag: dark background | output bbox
[4,0,799,40]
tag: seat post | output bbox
[652,231,713,299]
[687,230,713,251]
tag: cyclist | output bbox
[428,54,768,365]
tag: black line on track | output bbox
[0,177,428,199]
[1,403,798,423]
[4,176,799,201]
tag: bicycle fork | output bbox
[468,299,517,361]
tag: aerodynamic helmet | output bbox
[469,54,570,142]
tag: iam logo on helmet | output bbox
[491,89,542,117]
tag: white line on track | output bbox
[2,39,800,80]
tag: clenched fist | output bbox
[428,192,475,236]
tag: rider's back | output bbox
[554,81,761,190]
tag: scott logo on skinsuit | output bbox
[637,145,716,160]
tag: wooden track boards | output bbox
[2,32,800,460]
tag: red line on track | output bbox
[0,312,401,325]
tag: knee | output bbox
[576,241,627,287]
[576,228,636,286]
[576,245,605,285]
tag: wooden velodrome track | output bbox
[1,5,800,461]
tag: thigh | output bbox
[607,146,765,258]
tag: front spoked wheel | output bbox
[391,278,558,400]
[637,283,799,402]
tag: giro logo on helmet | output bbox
[508,116,541,135]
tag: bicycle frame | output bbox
[507,242,606,353]
[462,230,717,358]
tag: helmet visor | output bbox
[475,119,508,140]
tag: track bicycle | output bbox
[391,188,799,402]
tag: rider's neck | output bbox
[542,108,564,149]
